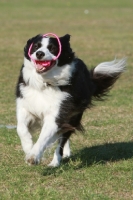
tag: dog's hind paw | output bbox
[48,160,60,167]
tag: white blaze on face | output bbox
[31,37,56,61]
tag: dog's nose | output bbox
[36,51,45,59]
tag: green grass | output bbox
[0,0,133,199]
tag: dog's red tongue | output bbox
[35,60,56,72]
[35,60,51,68]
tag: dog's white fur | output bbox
[94,58,126,75]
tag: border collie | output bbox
[16,34,126,167]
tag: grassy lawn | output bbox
[0,0,133,199]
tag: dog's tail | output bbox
[90,58,126,100]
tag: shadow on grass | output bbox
[73,141,133,165]
[42,141,133,176]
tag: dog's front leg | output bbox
[26,118,59,165]
[17,108,33,155]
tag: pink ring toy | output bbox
[28,33,62,69]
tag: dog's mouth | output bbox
[35,60,56,73]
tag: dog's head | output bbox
[24,34,75,73]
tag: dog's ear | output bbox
[59,34,71,44]
[63,34,71,41]
[24,38,32,53]
[58,34,75,66]
[24,34,42,53]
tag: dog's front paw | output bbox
[25,154,40,165]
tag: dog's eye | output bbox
[34,43,41,50]
[34,44,38,49]
[47,44,53,51]
[47,44,57,54]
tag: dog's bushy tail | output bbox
[90,58,126,100]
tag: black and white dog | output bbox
[16,34,126,167]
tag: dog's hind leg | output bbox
[48,113,83,167]
[48,131,72,167]
[63,139,71,158]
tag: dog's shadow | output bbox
[42,141,133,176]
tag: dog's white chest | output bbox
[19,85,67,119]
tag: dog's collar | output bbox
[43,81,70,88]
